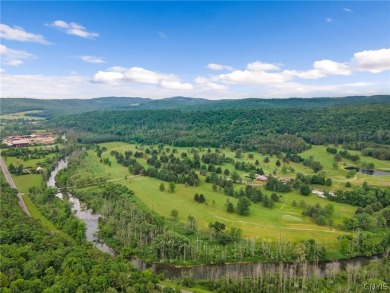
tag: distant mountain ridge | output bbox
[1,95,389,117]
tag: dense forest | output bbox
[55,105,390,153]
[1,95,389,117]
[0,176,186,292]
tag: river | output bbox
[47,158,383,280]
[47,158,115,255]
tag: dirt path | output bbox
[0,156,31,216]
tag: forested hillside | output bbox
[0,175,181,292]
[1,95,389,117]
[55,105,390,152]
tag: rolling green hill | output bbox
[1,95,389,118]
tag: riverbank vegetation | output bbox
[0,177,182,292]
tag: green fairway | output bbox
[71,142,368,245]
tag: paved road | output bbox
[0,156,31,216]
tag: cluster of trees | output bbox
[294,172,332,187]
[334,149,360,163]
[200,151,225,165]
[208,221,242,244]
[1,145,59,161]
[7,163,26,175]
[265,176,292,192]
[362,147,390,160]
[234,160,264,175]
[302,203,334,226]
[330,182,390,208]
[112,149,201,186]
[194,193,206,203]
[303,156,323,172]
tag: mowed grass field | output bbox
[71,142,380,245]
[0,110,45,120]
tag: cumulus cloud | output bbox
[247,61,280,71]
[0,45,35,66]
[207,60,289,85]
[48,20,99,39]
[352,48,390,73]
[92,71,123,84]
[195,49,389,96]
[283,49,389,80]
[285,60,351,79]
[207,63,234,71]
[194,76,228,90]
[160,81,193,90]
[78,55,105,64]
[91,66,194,92]
[0,24,50,44]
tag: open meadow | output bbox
[0,110,45,121]
[69,141,390,245]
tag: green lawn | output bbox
[73,142,364,245]
[12,174,42,193]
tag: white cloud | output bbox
[285,60,351,79]
[0,71,385,100]
[247,61,280,71]
[0,45,35,66]
[78,55,105,64]
[285,60,352,79]
[92,71,124,84]
[7,60,24,66]
[2,48,389,100]
[283,69,323,80]
[213,69,289,85]
[0,24,50,44]
[352,48,390,73]
[48,20,99,39]
[343,8,352,13]
[91,66,192,92]
[313,60,351,75]
[0,68,5,73]
[160,81,193,90]
[207,63,234,71]
[195,76,228,90]
[326,18,334,23]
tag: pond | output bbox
[344,166,390,177]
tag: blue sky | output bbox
[1,1,389,99]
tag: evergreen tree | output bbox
[159,183,165,192]
[236,196,251,215]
